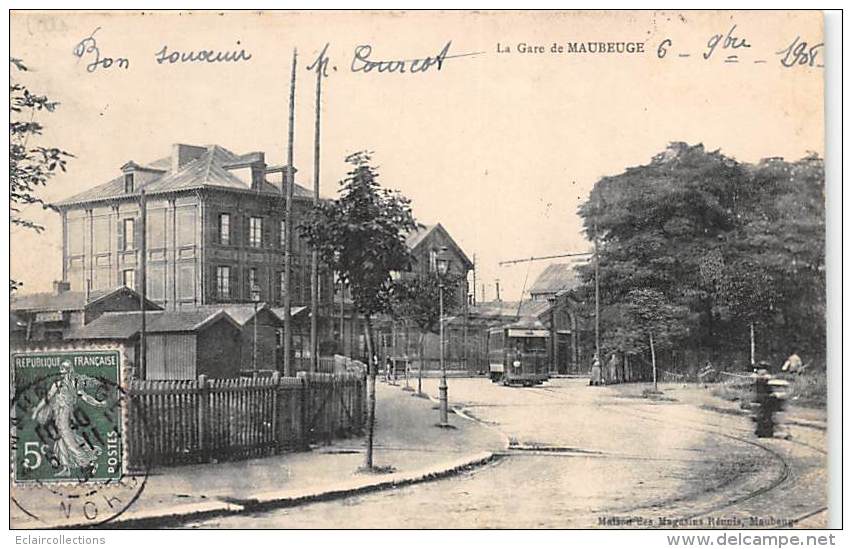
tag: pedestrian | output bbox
[607,353,620,384]
[590,353,602,386]
[386,356,395,384]
[781,350,803,374]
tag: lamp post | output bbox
[251,285,261,371]
[435,246,451,427]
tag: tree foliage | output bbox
[299,151,418,320]
[390,271,465,335]
[10,57,73,293]
[575,143,825,368]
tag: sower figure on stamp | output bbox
[31,359,107,477]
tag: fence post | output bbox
[299,372,310,450]
[271,371,282,453]
[197,374,209,463]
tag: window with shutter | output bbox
[218,213,230,245]
[121,219,135,251]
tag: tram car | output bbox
[487,320,551,386]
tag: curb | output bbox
[98,451,496,528]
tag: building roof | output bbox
[528,263,580,296]
[54,144,314,207]
[269,306,309,322]
[66,309,236,339]
[460,299,551,322]
[404,223,474,270]
[10,286,162,314]
[193,303,278,326]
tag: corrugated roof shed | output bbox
[54,144,313,207]
[67,309,233,339]
[528,263,580,296]
[193,303,278,326]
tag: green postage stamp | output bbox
[11,349,124,483]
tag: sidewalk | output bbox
[11,381,505,529]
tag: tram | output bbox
[487,320,551,386]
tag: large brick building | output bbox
[53,143,333,312]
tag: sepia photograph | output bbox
[7,8,839,536]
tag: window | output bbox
[279,219,287,248]
[121,218,135,251]
[122,269,136,291]
[248,267,258,293]
[218,213,230,245]
[124,173,134,193]
[216,266,231,299]
[279,271,286,301]
[249,217,263,247]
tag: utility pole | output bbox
[139,189,147,380]
[282,48,297,376]
[495,279,501,302]
[309,48,323,373]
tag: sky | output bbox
[10,10,824,301]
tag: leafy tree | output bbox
[299,151,417,469]
[389,270,464,394]
[625,288,690,390]
[575,143,825,373]
[10,58,73,293]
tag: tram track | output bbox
[517,384,827,526]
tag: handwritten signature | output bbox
[72,28,129,73]
[308,41,483,76]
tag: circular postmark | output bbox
[10,348,152,528]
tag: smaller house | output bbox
[194,304,283,373]
[10,282,162,343]
[68,309,241,379]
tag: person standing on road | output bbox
[781,350,803,374]
[590,353,602,386]
[607,353,620,384]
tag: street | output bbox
[185,378,827,528]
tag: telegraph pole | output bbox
[282,48,297,376]
[309,47,323,373]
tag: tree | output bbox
[626,289,690,391]
[10,58,73,293]
[389,270,464,395]
[576,143,825,372]
[299,151,417,470]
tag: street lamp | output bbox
[435,246,451,427]
[251,285,261,371]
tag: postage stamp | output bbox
[12,349,123,483]
[10,346,149,527]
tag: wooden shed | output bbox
[69,309,242,379]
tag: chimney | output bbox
[495,279,501,302]
[52,280,71,295]
[224,152,268,191]
[264,164,297,193]
[171,144,207,173]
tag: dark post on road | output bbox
[436,246,451,427]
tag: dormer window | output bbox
[124,172,135,193]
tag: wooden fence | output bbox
[126,371,366,469]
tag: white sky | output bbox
[10,10,824,300]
